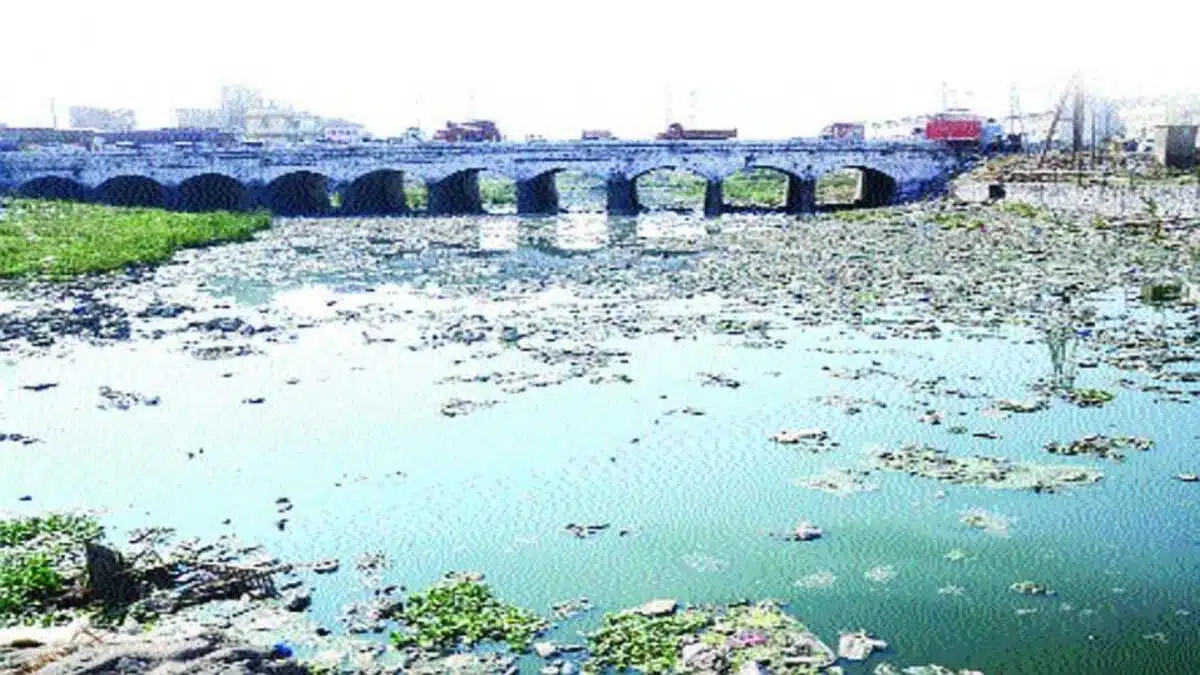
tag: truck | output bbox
[656,123,737,141]
[432,120,503,142]
[925,109,983,146]
[581,129,615,141]
[820,123,865,141]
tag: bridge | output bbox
[0,140,960,217]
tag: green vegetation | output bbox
[0,513,103,623]
[1140,280,1185,305]
[816,169,860,205]
[479,177,516,207]
[388,576,548,653]
[1064,388,1115,407]
[584,608,712,674]
[405,183,429,211]
[998,201,1044,220]
[930,209,987,231]
[0,198,271,279]
[724,170,787,208]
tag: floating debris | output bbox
[1044,434,1154,462]
[97,385,161,411]
[870,443,1103,493]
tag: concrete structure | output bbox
[1153,125,1198,169]
[0,140,959,217]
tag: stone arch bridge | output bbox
[0,140,960,217]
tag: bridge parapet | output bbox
[0,140,961,215]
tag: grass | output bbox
[0,513,103,623]
[0,198,272,279]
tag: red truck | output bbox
[432,120,503,142]
[656,123,737,141]
[924,110,982,144]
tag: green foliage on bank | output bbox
[0,198,272,279]
[388,576,548,653]
[0,513,104,622]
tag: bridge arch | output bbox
[723,165,804,212]
[817,165,897,209]
[94,175,170,208]
[342,169,408,216]
[17,176,90,202]
[631,166,714,214]
[178,173,250,212]
[264,170,331,216]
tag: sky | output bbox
[1,0,1197,139]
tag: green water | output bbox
[1,229,1198,674]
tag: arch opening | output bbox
[632,167,709,213]
[94,175,168,208]
[817,167,896,210]
[724,167,793,212]
[179,174,249,212]
[479,170,516,215]
[553,170,607,213]
[424,169,516,216]
[265,171,331,216]
[342,170,408,216]
[17,176,90,202]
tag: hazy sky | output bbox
[1,0,1196,139]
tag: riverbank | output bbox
[2,191,1198,674]
[0,198,271,279]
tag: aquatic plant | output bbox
[1063,388,1115,407]
[0,514,101,622]
[388,577,548,654]
[0,513,103,549]
[0,199,271,279]
[1140,281,1184,305]
[0,552,64,619]
[583,608,712,674]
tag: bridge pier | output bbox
[606,176,639,216]
[427,172,483,216]
[785,177,817,214]
[516,173,559,215]
[703,180,723,218]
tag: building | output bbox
[175,108,225,129]
[68,106,136,131]
[176,85,368,144]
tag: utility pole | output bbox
[50,98,57,129]
[688,89,697,128]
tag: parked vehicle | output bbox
[820,123,865,141]
[432,120,503,142]
[581,129,615,140]
[656,122,737,141]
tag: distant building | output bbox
[68,106,136,131]
[175,108,225,129]
[177,85,368,143]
